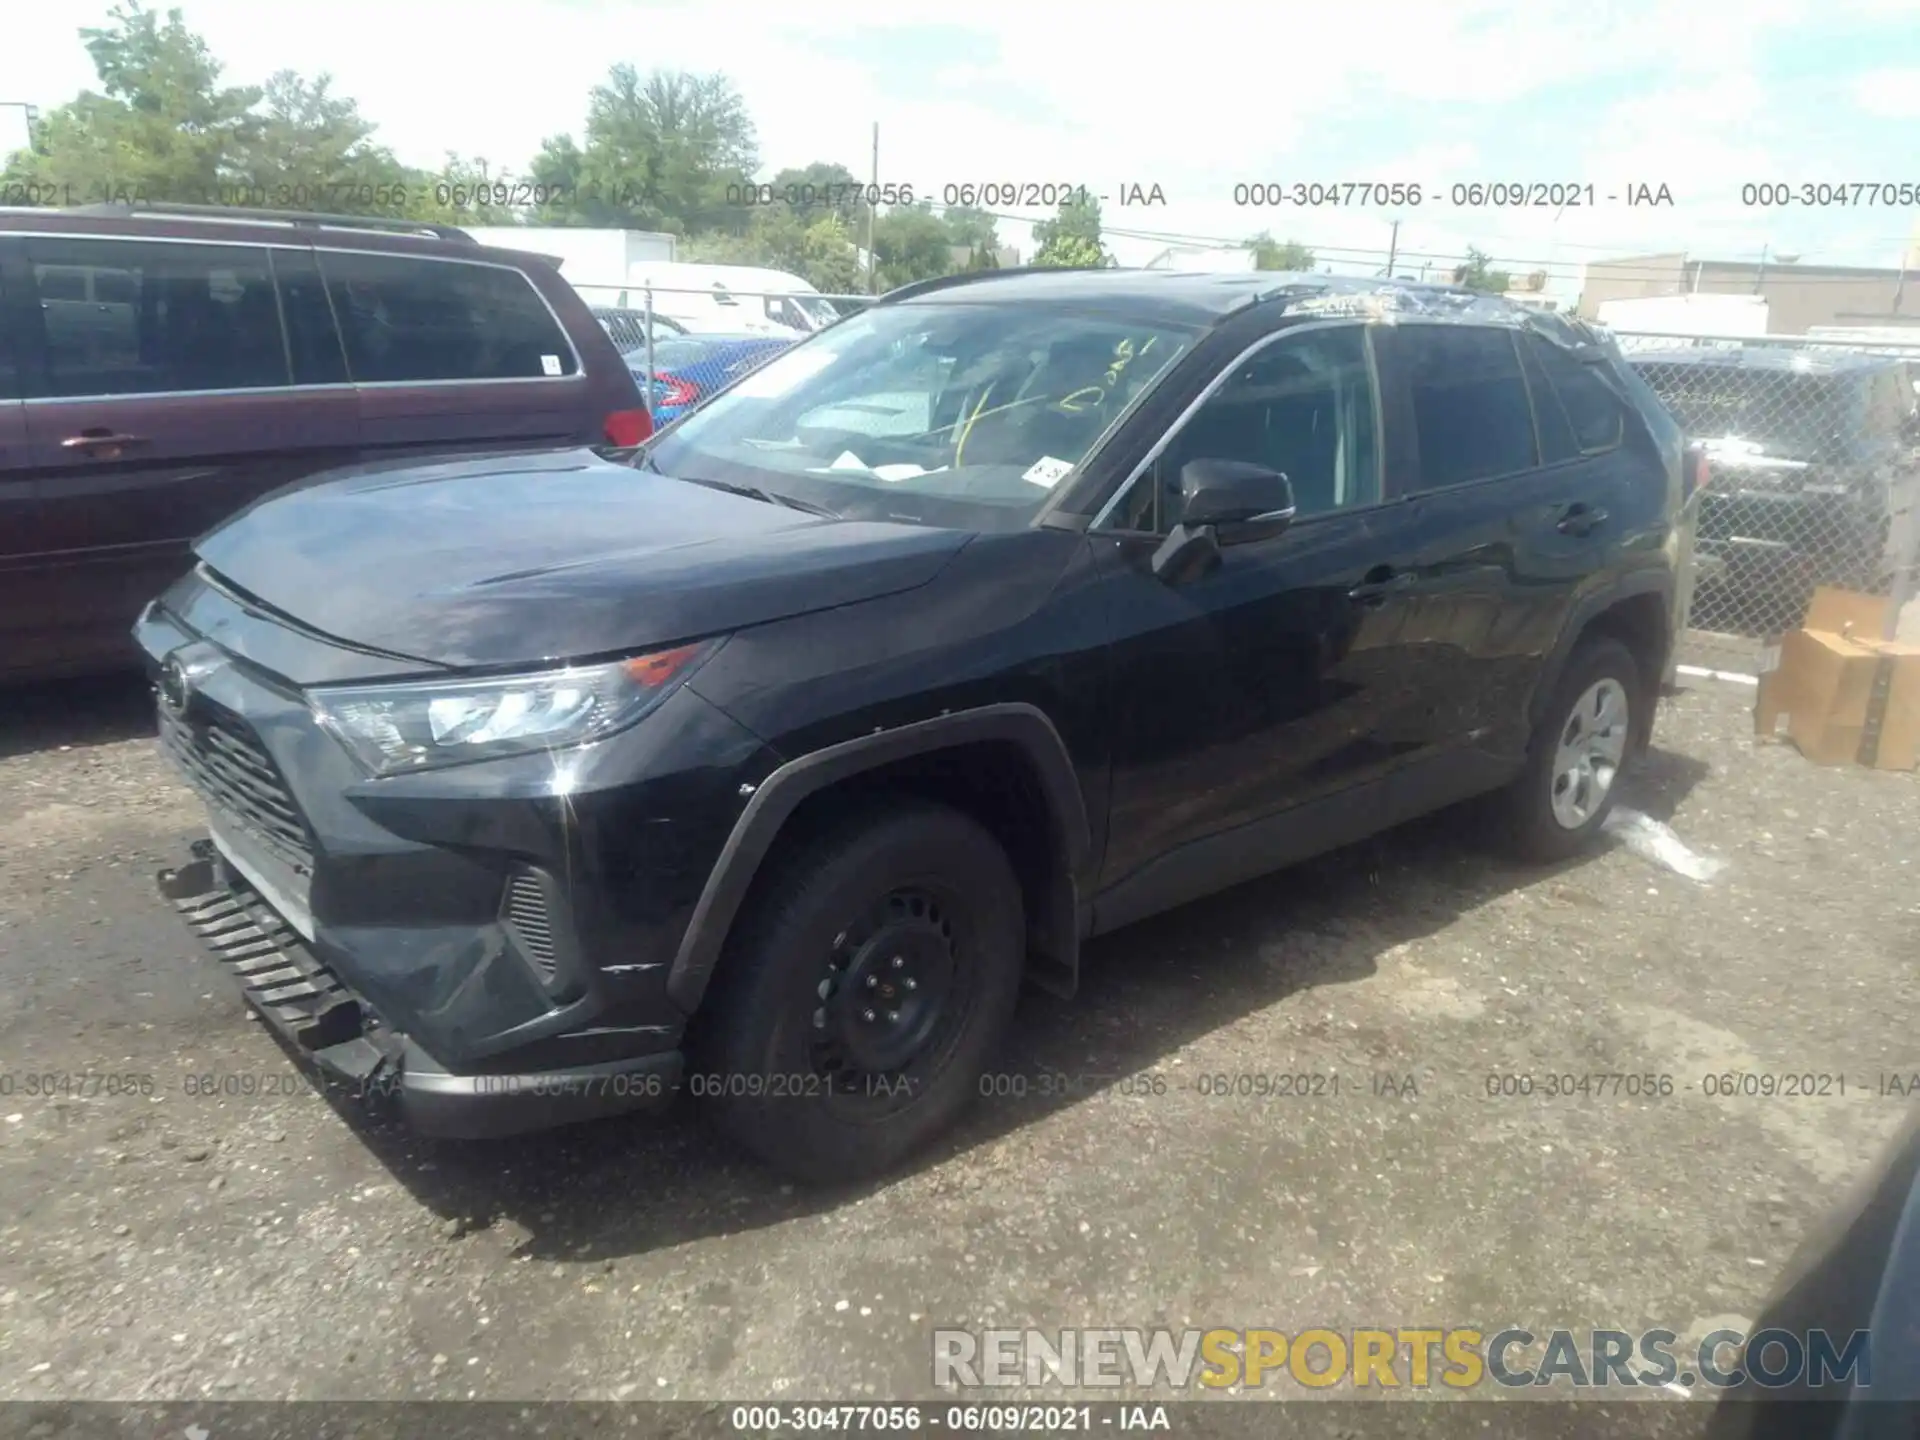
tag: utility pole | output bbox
[1753,243,1769,295]
[867,122,879,296]
[1385,219,1400,278]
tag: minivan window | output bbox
[317,252,580,384]
[1403,326,1538,489]
[27,238,291,398]
[644,301,1196,531]
[268,249,349,385]
[1528,334,1624,453]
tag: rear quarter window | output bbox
[1527,335,1625,454]
[317,251,580,384]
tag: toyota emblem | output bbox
[159,653,190,716]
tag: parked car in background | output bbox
[593,305,686,354]
[631,333,794,425]
[143,271,1684,1181]
[0,203,649,684]
[619,263,842,336]
[1627,346,1920,637]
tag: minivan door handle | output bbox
[1348,566,1411,607]
[1554,502,1609,536]
[61,430,147,452]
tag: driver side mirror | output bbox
[1150,459,1296,583]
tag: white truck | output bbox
[464,226,678,297]
[1596,293,1770,340]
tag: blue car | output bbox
[630,334,795,425]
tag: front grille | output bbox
[501,871,558,983]
[159,704,315,874]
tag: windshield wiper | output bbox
[680,475,838,517]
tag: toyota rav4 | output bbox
[140,269,1685,1182]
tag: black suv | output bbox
[1627,346,1920,636]
[141,270,1685,1182]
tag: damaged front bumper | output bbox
[157,839,684,1138]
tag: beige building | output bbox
[1576,251,1917,335]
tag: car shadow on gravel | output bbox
[0,673,154,761]
[301,748,1709,1262]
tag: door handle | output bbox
[61,430,145,451]
[1555,502,1609,536]
[1348,567,1410,607]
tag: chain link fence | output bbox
[1613,331,1920,667]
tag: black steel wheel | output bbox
[694,801,1025,1182]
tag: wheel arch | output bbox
[1534,575,1674,755]
[666,703,1093,1014]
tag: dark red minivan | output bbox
[0,204,650,682]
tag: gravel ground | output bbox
[0,668,1914,1419]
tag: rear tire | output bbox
[694,801,1025,1183]
[1497,636,1642,863]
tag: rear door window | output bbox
[25,237,292,397]
[317,252,580,384]
[1400,325,1538,489]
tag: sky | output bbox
[3,0,1919,304]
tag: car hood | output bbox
[193,448,971,670]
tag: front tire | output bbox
[694,801,1025,1183]
[1497,636,1642,863]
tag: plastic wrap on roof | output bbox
[1272,277,1617,357]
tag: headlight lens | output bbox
[309,642,718,776]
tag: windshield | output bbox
[1637,365,1859,461]
[643,301,1196,530]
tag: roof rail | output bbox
[872,264,1111,306]
[63,200,475,244]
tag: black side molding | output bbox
[666,702,1092,1013]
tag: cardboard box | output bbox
[1753,587,1920,770]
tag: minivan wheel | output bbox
[694,801,1025,1183]
[1497,637,1641,863]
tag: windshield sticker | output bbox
[1022,456,1075,489]
[540,354,562,376]
[730,346,838,399]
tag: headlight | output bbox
[308,642,719,776]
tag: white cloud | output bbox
[1852,66,1920,115]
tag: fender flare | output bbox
[666,702,1092,1013]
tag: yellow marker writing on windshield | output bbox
[954,384,996,465]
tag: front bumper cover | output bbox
[158,840,683,1138]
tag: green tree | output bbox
[767,160,869,233]
[1452,245,1511,293]
[529,66,757,234]
[0,5,510,225]
[683,206,862,294]
[2,2,260,204]
[942,204,998,250]
[1032,197,1110,268]
[402,153,525,227]
[870,201,958,289]
[1246,231,1314,271]
[942,204,1001,269]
